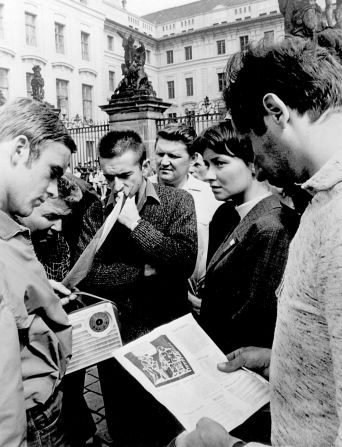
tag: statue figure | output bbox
[112,32,156,98]
[278,0,324,38]
[31,65,45,102]
[278,0,342,40]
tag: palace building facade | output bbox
[0,0,284,120]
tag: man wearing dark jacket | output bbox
[81,129,197,446]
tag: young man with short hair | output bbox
[0,97,76,446]
[177,37,342,447]
[81,129,198,446]
[152,124,220,314]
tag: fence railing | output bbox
[66,122,109,169]
[66,112,226,169]
[156,112,226,135]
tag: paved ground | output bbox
[84,366,113,446]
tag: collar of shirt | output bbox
[182,174,203,192]
[136,178,160,211]
[150,173,203,192]
[302,151,342,195]
[236,191,272,220]
[0,210,30,241]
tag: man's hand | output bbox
[118,196,141,230]
[175,418,242,447]
[49,279,77,306]
[217,347,271,379]
[188,291,202,315]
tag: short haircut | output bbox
[224,37,342,136]
[193,120,253,165]
[58,174,83,204]
[98,130,146,165]
[0,97,76,160]
[156,123,197,156]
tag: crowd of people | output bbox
[1,33,342,447]
[73,161,108,201]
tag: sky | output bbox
[126,0,194,16]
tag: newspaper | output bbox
[113,314,270,433]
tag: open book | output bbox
[113,314,269,433]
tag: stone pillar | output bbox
[100,95,171,167]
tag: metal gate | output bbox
[156,112,225,135]
[67,122,109,169]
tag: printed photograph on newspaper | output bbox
[113,314,270,433]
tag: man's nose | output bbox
[160,154,170,165]
[51,219,62,233]
[46,179,58,199]
[113,177,123,192]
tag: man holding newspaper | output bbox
[79,129,198,447]
[176,37,342,447]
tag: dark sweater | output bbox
[81,183,198,342]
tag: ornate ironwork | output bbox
[61,113,94,129]
[197,96,218,115]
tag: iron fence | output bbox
[65,111,226,170]
[66,122,109,169]
[156,112,226,135]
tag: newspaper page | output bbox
[113,314,270,433]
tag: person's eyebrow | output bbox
[51,166,64,179]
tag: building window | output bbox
[167,80,175,99]
[185,77,193,96]
[185,46,192,61]
[0,4,4,39]
[55,22,65,54]
[264,30,274,44]
[217,73,227,92]
[26,72,34,97]
[146,49,151,64]
[0,67,8,99]
[82,84,93,119]
[239,35,249,51]
[81,31,90,60]
[56,79,69,117]
[107,35,114,51]
[109,70,115,91]
[217,40,226,55]
[25,12,37,46]
[166,50,173,64]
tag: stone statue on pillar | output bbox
[279,0,342,40]
[30,65,60,115]
[31,65,45,102]
[112,32,156,98]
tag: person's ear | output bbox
[190,152,199,165]
[142,158,151,178]
[10,135,30,166]
[247,162,256,176]
[262,93,289,128]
